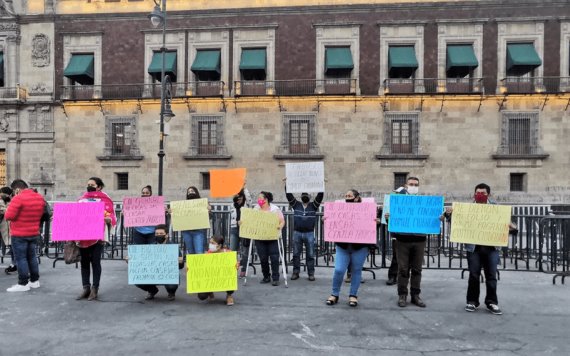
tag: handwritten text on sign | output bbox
[128,244,179,285]
[122,196,165,228]
[51,202,105,241]
[324,202,377,244]
[450,202,511,247]
[239,208,280,240]
[285,161,325,193]
[186,252,238,293]
[170,199,210,231]
[388,195,444,235]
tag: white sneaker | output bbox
[7,284,30,292]
[27,281,40,289]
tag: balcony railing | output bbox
[0,86,27,101]
[234,79,357,96]
[499,77,570,94]
[383,78,484,95]
[60,82,225,101]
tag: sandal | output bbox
[325,295,339,305]
[348,295,358,307]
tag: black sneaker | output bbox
[291,272,300,280]
[386,277,397,286]
[465,303,477,312]
[167,294,175,301]
[271,280,280,286]
[145,291,157,300]
[487,304,503,315]
[5,265,17,274]
[260,277,271,284]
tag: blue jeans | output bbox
[182,230,206,254]
[331,245,368,297]
[12,236,40,286]
[467,245,499,306]
[229,227,239,251]
[293,231,315,275]
[132,229,156,245]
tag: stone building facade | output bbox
[3,0,570,204]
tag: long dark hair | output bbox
[260,191,273,203]
[186,186,201,198]
[142,185,152,195]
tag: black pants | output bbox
[80,243,103,288]
[388,239,398,279]
[396,240,426,297]
[136,284,178,296]
[467,246,499,306]
[256,240,280,281]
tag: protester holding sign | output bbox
[76,177,116,301]
[444,183,515,315]
[132,224,183,301]
[285,179,323,282]
[254,191,285,286]
[179,186,210,255]
[230,186,252,278]
[196,235,238,306]
[131,185,157,245]
[325,189,375,308]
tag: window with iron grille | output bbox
[187,115,228,157]
[277,114,320,156]
[394,172,408,190]
[510,173,526,192]
[380,112,420,156]
[99,116,142,160]
[201,172,211,190]
[497,112,543,156]
[116,172,129,190]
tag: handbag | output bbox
[63,242,81,264]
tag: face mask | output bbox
[407,186,419,195]
[209,243,219,252]
[257,199,265,207]
[474,192,488,204]
[156,235,166,244]
[187,193,197,199]
[86,186,97,192]
[345,198,355,203]
[301,196,310,204]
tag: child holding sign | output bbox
[197,235,237,306]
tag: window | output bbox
[191,49,221,82]
[381,112,420,155]
[186,115,230,158]
[510,173,526,192]
[116,173,129,190]
[495,112,546,157]
[506,43,541,77]
[0,149,6,186]
[148,51,177,82]
[388,46,418,79]
[508,117,531,155]
[201,172,210,190]
[275,114,322,158]
[394,172,408,190]
[324,47,353,79]
[239,48,267,81]
[391,119,412,154]
[446,44,478,78]
[0,52,4,87]
[98,116,143,160]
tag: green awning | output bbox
[388,46,418,70]
[325,47,354,71]
[0,53,4,83]
[447,44,479,70]
[507,43,542,70]
[63,54,94,85]
[191,50,221,73]
[148,51,177,81]
[239,48,266,71]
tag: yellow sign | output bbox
[186,252,238,294]
[170,199,210,231]
[450,202,512,247]
[239,208,280,240]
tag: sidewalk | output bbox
[1,259,569,355]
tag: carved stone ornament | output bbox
[32,34,50,67]
[0,117,8,132]
[0,0,15,16]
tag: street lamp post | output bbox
[149,0,175,197]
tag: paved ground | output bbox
[1,258,569,356]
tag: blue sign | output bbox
[388,195,444,234]
[128,244,179,285]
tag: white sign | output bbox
[285,161,325,193]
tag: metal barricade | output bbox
[538,215,570,284]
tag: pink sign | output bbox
[324,202,377,244]
[51,202,105,241]
[122,196,165,227]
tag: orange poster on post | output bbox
[209,168,247,198]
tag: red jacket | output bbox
[5,189,46,237]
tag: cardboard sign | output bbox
[381,194,391,225]
[122,196,165,228]
[186,252,238,293]
[449,202,512,247]
[239,208,280,240]
[51,202,105,241]
[324,202,377,244]
[388,195,444,235]
[170,199,210,231]
[209,168,247,198]
[285,161,325,193]
[127,244,179,285]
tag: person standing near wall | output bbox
[131,185,156,245]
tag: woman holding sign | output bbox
[255,191,285,286]
[76,177,116,301]
[180,186,209,255]
[131,185,156,245]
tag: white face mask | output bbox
[209,243,219,252]
[407,186,419,195]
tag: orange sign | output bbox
[209,168,246,198]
